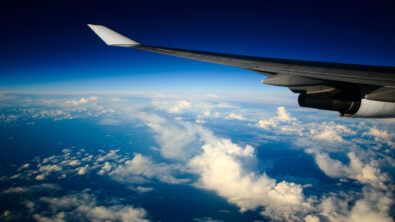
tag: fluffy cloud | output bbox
[77,164,89,175]
[363,127,393,147]
[307,122,356,143]
[225,113,246,120]
[64,96,99,106]
[97,162,112,175]
[196,110,220,123]
[132,101,393,221]
[169,100,191,113]
[96,150,122,162]
[252,106,394,221]
[68,160,80,166]
[277,106,293,121]
[1,93,394,222]
[7,148,187,188]
[257,106,295,129]
[33,191,148,222]
[313,152,389,189]
[35,164,62,180]
[189,138,313,221]
[318,187,393,222]
[137,112,203,160]
[110,154,189,184]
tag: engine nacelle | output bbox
[298,92,360,115]
[345,99,395,118]
[298,93,395,118]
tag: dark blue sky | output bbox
[1,0,395,91]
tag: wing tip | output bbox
[87,24,140,47]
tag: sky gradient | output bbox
[1,0,395,92]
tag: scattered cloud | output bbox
[2,183,61,194]
[77,164,89,175]
[225,113,246,120]
[110,154,189,184]
[1,92,394,221]
[363,127,393,147]
[257,106,295,129]
[317,186,393,222]
[169,100,191,113]
[65,97,88,105]
[135,186,154,193]
[97,162,112,175]
[313,152,389,189]
[65,96,97,105]
[34,190,148,222]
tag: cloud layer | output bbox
[0,92,394,221]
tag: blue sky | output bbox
[1,0,395,92]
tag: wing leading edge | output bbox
[87,24,395,118]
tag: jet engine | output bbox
[298,92,395,118]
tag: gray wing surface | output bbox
[135,45,395,88]
[88,24,395,105]
[87,24,395,88]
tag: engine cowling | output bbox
[345,99,395,118]
[298,93,395,118]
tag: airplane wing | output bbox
[87,24,395,118]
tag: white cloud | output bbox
[17,163,30,171]
[203,110,211,117]
[257,106,295,129]
[88,96,98,101]
[313,152,389,189]
[97,162,112,175]
[34,191,148,222]
[65,96,98,106]
[318,187,393,222]
[2,183,60,194]
[363,127,393,147]
[196,119,206,124]
[2,92,394,222]
[225,113,246,120]
[196,110,220,123]
[68,160,80,166]
[304,215,320,222]
[169,100,191,113]
[257,118,278,129]
[96,150,122,162]
[35,164,62,180]
[65,97,88,105]
[309,122,355,143]
[277,106,293,121]
[77,164,89,175]
[136,186,154,193]
[189,138,312,221]
[364,127,389,138]
[110,154,189,184]
[137,112,202,160]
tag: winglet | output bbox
[87,24,140,47]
